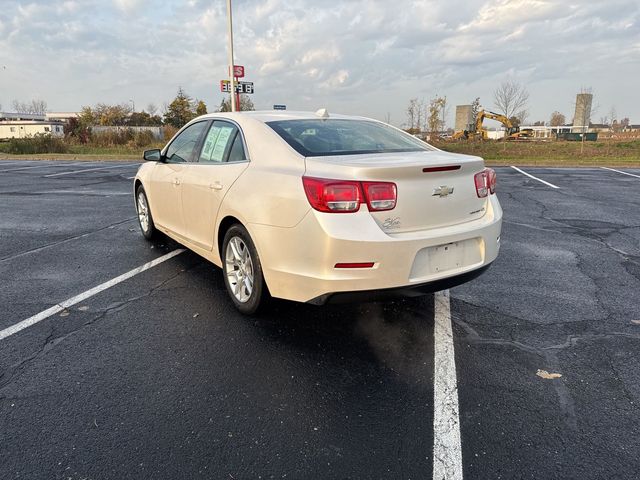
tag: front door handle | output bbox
[210,182,223,190]
[173,178,180,186]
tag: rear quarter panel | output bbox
[219,119,309,229]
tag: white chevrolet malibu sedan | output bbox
[134,110,502,314]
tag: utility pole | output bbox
[226,0,237,112]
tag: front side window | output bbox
[199,121,247,163]
[267,119,434,157]
[165,121,208,163]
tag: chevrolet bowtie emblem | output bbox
[432,186,454,197]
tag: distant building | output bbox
[0,120,65,139]
[0,112,46,122]
[572,93,593,131]
[518,125,572,138]
[0,111,67,139]
[455,105,474,133]
[46,112,79,123]
[485,129,505,140]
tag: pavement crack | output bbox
[0,217,137,263]
[0,266,191,393]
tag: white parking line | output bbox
[44,163,140,178]
[0,249,185,341]
[433,290,463,480]
[510,166,560,189]
[0,162,76,173]
[0,161,30,167]
[600,166,640,179]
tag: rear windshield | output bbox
[266,119,434,157]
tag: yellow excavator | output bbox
[452,110,531,141]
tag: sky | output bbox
[0,0,639,127]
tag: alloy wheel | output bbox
[225,236,254,303]
[137,192,149,233]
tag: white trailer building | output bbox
[0,121,65,140]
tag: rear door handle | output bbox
[210,182,223,190]
[173,178,181,186]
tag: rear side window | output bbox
[267,119,434,157]
[199,121,247,163]
[227,133,247,162]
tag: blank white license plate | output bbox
[428,242,463,273]
[409,238,483,280]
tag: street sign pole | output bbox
[226,0,236,112]
[235,75,241,111]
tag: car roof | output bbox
[198,110,372,124]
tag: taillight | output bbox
[302,177,397,213]
[487,168,497,194]
[362,182,397,211]
[474,168,496,198]
[302,177,361,212]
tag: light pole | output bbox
[226,0,237,112]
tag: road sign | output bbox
[273,105,286,110]
[230,65,245,78]
[220,80,254,94]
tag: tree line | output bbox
[61,87,253,143]
[6,87,255,131]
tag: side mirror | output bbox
[143,149,162,162]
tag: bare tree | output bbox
[406,98,419,132]
[493,80,529,123]
[428,96,446,135]
[11,99,47,114]
[620,117,630,131]
[383,112,391,124]
[30,99,47,115]
[416,98,426,133]
[441,95,449,131]
[219,95,255,112]
[470,97,482,132]
[608,106,617,126]
[517,109,529,126]
[146,103,158,116]
[12,100,28,113]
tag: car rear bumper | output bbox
[307,263,492,305]
[248,195,502,303]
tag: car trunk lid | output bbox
[304,150,488,233]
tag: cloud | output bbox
[459,0,555,32]
[0,0,638,126]
[113,0,146,13]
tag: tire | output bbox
[222,224,268,315]
[135,186,157,240]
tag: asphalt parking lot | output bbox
[1,159,639,479]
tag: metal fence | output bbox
[91,126,164,140]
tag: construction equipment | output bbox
[452,110,526,141]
